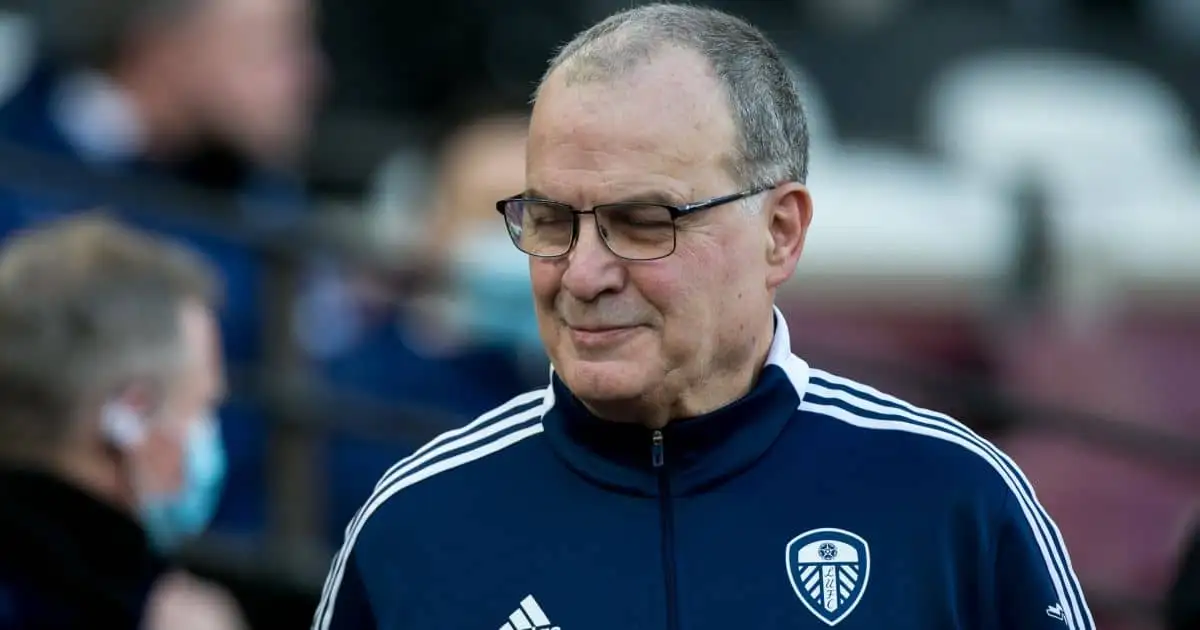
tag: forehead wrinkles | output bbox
[527,130,693,205]
[530,53,736,196]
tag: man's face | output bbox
[140,301,225,495]
[526,48,784,415]
[431,116,529,249]
[178,0,324,164]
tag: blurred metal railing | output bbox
[0,140,1196,626]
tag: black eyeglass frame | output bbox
[494,183,779,261]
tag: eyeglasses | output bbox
[495,184,777,261]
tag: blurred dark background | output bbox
[0,0,1196,628]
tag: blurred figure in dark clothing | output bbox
[421,105,543,361]
[0,0,325,356]
[1168,516,1200,630]
[313,104,541,545]
[0,215,244,630]
[0,0,326,538]
[15,0,322,188]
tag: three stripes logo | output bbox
[785,528,871,626]
[500,594,559,630]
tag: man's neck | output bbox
[52,446,138,517]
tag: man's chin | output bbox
[557,358,652,404]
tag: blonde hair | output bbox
[0,212,220,451]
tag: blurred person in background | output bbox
[0,215,245,630]
[0,0,326,539]
[311,99,542,547]
[422,101,544,365]
[313,5,1092,630]
[6,0,322,205]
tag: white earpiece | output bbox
[101,401,147,449]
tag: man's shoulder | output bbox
[316,389,551,626]
[354,388,550,527]
[795,367,1016,502]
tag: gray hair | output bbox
[537,3,809,187]
[26,0,197,71]
[0,214,219,453]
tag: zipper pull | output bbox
[651,429,665,468]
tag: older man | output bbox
[0,216,244,630]
[314,5,1094,630]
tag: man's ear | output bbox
[764,183,813,290]
[114,383,156,416]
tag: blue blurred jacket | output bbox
[312,301,540,546]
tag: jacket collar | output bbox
[0,465,167,623]
[541,306,810,496]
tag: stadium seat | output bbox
[1000,432,1197,599]
[792,141,1015,302]
[924,49,1195,194]
[993,317,1200,612]
[1105,176,1200,300]
[925,47,1200,352]
[781,143,1012,436]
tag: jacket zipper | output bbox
[652,429,680,630]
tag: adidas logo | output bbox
[500,594,559,630]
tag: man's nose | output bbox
[561,215,624,302]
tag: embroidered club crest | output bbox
[785,528,871,626]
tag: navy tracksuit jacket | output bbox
[313,311,1095,630]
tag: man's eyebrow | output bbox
[520,188,687,206]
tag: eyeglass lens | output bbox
[502,200,677,260]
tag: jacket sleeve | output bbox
[311,546,377,630]
[993,491,1095,630]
